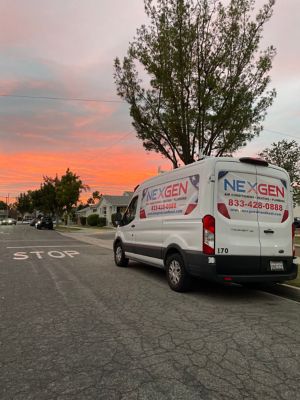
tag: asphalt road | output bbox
[1,225,300,400]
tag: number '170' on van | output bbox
[113,156,298,292]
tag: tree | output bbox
[15,192,33,216]
[114,0,276,167]
[258,139,300,204]
[31,176,61,216]
[92,191,101,201]
[56,169,89,220]
[0,200,7,210]
[86,191,102,205]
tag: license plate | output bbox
[270,261,284,271]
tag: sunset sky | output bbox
[0,0,299,204]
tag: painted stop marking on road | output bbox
[13,250,80,260]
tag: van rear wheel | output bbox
[166,253,191,292]
[114,242,128,267]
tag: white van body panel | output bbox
[160,160,215,252]
[162,219,202,251]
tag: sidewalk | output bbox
[58,226,114,250]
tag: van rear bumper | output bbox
[185,252,298,283]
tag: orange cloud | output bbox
[0,147,170,202]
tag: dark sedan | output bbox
[36,216,53,230]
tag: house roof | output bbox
[76,206,90,214]
[95,195,132,207]
[123,191,134,197]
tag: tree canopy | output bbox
[114,0,276,167]
[56,169,88,214]
[259,139,300,205]
[0,200,7,210]
[15,169,88,219]
[87,190,102,205]
[15,193,33,216]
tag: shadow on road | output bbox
[125,261,278,302]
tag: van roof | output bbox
[134,156,287,192]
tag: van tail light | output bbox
[292,223,295,257]
[203,215,215,255]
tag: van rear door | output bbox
[214,161,260,259]
[255,166,292,261]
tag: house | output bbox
[0,209,7,221]
[76,206,92,224]
[76,192,133,226]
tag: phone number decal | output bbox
[151,203,177,211]
[228,199,283,211]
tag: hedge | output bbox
[87,214,100,226]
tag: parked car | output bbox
[30,218,39,226]
[1,218,17,225]
[22,216,32,224]
[36,216,53,230]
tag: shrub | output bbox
[87,214,100,226]
[97,217,107,227]
[80,216,86,226]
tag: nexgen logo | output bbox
[224,179,285,198]
[146,181,188,201]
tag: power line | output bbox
[264,128,300,140]
[86,131,135,163]
[0,93,125,103]
[1,93,299,139]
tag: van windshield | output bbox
[217,170,288,222]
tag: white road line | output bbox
[3,240,78,242]
[6,245,93,249]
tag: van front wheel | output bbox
[166,253,191,292]
[114,242,128,267]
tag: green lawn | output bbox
[295,236,300,245]
[287,272,300,288]
[55,224,114,232]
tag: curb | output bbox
[267,283,300,302]
[281,283,300,292]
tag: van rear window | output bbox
[140,175,199,219]
[217,171,288,222]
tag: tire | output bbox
[114,241,128,267]
[166,253,191,292]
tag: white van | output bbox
[113,157,298,291]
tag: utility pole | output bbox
[6,194,9,218]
